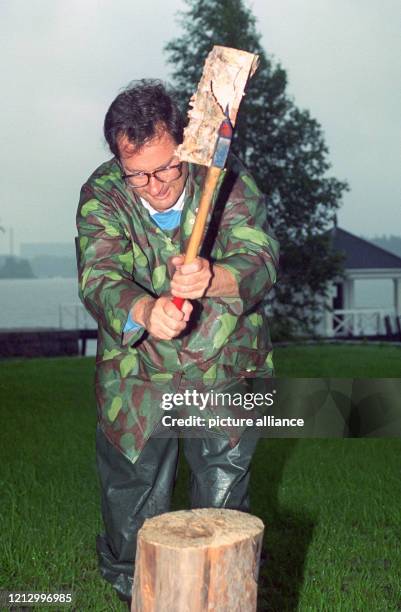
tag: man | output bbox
[76,79,279,605]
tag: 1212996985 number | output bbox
[0,591,74,607]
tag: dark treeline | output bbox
[367,235,401,258]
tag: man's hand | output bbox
[170,255,213,300]
[133,295,193,340]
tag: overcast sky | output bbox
[0,0,400,254]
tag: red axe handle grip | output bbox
[172,165,222,311]
[172,296,185,309]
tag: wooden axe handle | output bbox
[172,165,222,310]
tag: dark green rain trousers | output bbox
[95,422,259,603]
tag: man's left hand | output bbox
[170,255,213,300]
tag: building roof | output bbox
[331,227,401,269]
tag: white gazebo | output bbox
[321,228,401,337]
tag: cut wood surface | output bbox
[132,508,264,612]
[177,45,259,167]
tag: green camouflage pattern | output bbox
[76,153,279,463]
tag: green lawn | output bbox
[274,343,401,377]
[0,348,400,611]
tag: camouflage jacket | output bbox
[76,153,279,463]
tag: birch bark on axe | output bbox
[172,45,259,310]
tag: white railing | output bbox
[331,308,394,336]
[58,303,96,329]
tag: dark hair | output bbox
[104,79,185,158]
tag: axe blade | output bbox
[177,45,259,168]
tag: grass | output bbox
[252,439,401,611]
[274,343,401,377]
[0,346,400,610]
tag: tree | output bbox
[165,0,348,336]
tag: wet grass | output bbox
[274,343,401,377]
[0,351,400,610]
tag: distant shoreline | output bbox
[0,275,76,280]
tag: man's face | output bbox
[117,130,188,212]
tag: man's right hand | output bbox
[133,295,193,340]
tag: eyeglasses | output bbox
[121,162,183,188]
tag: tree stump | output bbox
[132,508,264,612]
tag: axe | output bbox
[171,45,259,310]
